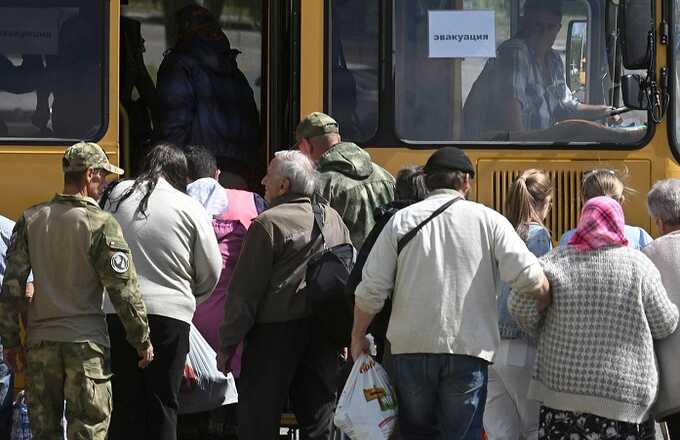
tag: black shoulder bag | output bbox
[304,203,355,349]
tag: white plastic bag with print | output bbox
[334,336,398,439]
[178,324,238,414]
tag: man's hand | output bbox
[137,344,154,369]
[350,333,370,362]
[217,347,236,375]
[181,365,199,391]
[25,282,34,303]
[535,275,552,312]
[5,348,25,373]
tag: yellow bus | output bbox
[0,0,678,245]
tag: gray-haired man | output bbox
[218,150,352,440]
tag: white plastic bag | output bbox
[334,337,398,439]
[178,324,238,414]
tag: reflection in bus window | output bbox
[0,1,105,140]
[328,0,379,142]
[394,0,648,145]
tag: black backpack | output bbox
[304,203,355,349]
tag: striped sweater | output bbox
[509,246,679,423]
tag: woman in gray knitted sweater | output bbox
[509,196,679,439]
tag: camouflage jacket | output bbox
[316,142,395,249]
[0,194,150,351]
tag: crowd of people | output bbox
[0,111,679,440]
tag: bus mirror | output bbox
[622,74,649,110]
[566,20,588,95]
[620,0,654,69]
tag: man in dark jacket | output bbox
[218,150,351,440]
[155,5,260,183]
[296,112,395,248]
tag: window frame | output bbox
[0,0,110,145]
[668,0,680,163]
[325,0,654,150]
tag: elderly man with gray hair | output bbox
[643,179,680,438]
[218,150,352,440]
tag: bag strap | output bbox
[311,202,327,249]
[397,197,462,255]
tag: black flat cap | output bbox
[424,147,475,178]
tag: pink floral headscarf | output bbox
[568,196,629,251]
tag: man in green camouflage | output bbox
[0,142,154,439]
[296,112,395,249]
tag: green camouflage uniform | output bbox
[316,142,395,249]
[0,142,150,439]
[296,113,396,249]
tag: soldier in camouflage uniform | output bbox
[295,112,395,249]
[0,142,154,439]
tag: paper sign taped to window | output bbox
[0,8,60,55]
[428,10,496,58]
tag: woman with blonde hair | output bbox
[558,168,652,249]
[484,169,552,440]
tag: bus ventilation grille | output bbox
[490,168,584,243]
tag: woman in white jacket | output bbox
[103,144,222,440]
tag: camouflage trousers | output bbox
[25,341,113,440]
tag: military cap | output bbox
[296,112,340,139]
[63,141,124,175]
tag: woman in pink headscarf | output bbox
[509,196,679,439]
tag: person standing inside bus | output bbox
[296,112,395,249]
[0,142,154,439]
[155,4,260,187]
[484,170,553,440]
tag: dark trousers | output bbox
[665,413,680,439]
[237,318,338,440]
[107,314,190,440]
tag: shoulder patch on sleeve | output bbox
[110,251,130,274]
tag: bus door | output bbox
[120,0,300,187]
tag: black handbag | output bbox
[304,203,355,348]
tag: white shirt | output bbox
[355,189,545,361]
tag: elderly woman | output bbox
[509,196,678,439]
[103,144,222,440]
[642,179,680,438]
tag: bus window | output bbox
[328,0,380,142]
[0,1,106,141]
[393,0,648,145]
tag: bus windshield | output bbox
[329,0,649,146]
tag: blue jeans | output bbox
[389,354,488,440]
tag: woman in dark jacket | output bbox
[346,165,429,359]
[155,5,260,183]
